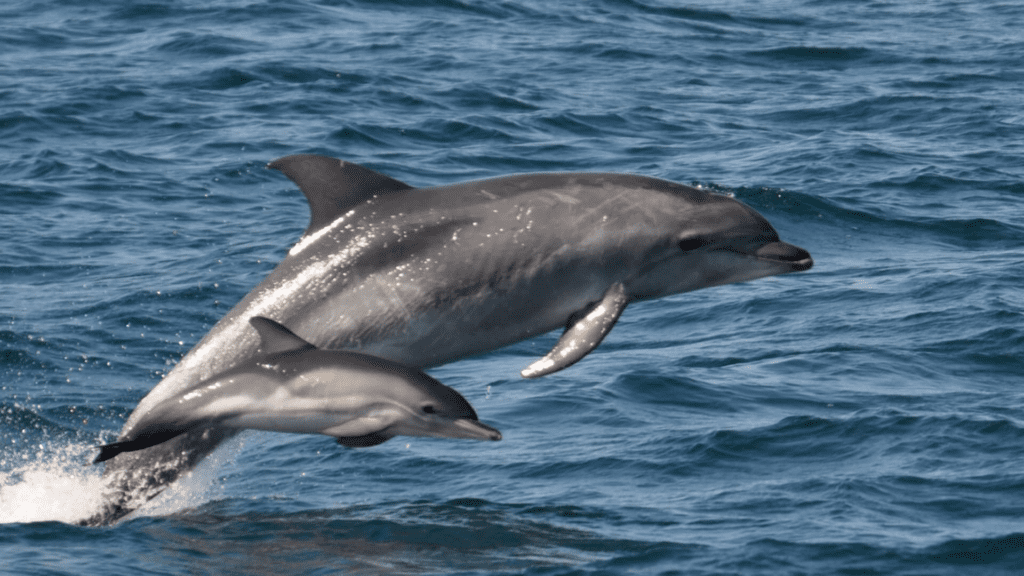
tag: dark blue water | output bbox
[2,0,1023,573]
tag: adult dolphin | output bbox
[90,154,812,524]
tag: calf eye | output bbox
[422,405,436,414]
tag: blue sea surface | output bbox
[2,0,1023,574]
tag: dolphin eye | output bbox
[678,237,709,251]
[422,405,436,414]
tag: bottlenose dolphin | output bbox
[91,154,812,524]
[93,317,500,464]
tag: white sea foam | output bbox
[0,442,110,524]
[128,432,247,521]
[0,434,248,525]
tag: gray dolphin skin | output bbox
[90,154,812,525]
[92,316,501,465]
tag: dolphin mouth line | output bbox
[451,418,503,441]
[789,257,814,271]
[756,254,814,271]
[721,248,814,272]
[740,241,814,272]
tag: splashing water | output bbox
[0,442,112,524]
[125,434,244,521]
[0,434,243,525]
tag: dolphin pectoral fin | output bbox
[521,282,630,378]
[335,432,392,448]
[322,415,397,444]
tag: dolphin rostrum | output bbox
[91,154,812,524]
[92,316,501,464]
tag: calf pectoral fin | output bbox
[336,432,392,448]
[521,283,630,378]
[323,416,395,448]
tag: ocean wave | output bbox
[155,31,262,58]
[747,45,875,64]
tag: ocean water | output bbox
[2,0,1023,573]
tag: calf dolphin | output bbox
[93,317,500,464]
[91,154,812,524]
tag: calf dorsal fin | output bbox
[249,316,316,355]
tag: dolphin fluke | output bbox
[93,443,127,464]
[94,431,185,464]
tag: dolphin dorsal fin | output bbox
[249,317,317,355]
[268,154,414,238]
